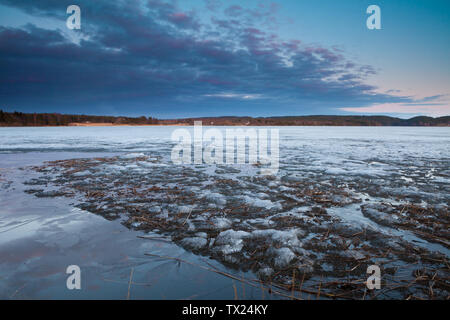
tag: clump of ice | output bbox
[138,161,166,168]
[252,228,304,247]
[149,206,162,214]
[155,210,168,219]
[195,232,208,238]
[214,229,251,254]
[270,247,296,268]
[181,237,208,249]
[278,185,293,192]
[240,195,281,209]
[321,263,333,272]
[343,250,366,260]
[72,170,89,177]
[119,152,146,159]
[244,218,274,227]
[212,217,232,229]
[185,219,196,231]
[203,192,227,206]
[178,206,193,214]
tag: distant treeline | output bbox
[0,110,449,126]
[0,110,159,126]
[163,115,450,126]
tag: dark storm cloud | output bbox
[0,0,412,116]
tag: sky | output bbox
[0,0,449,119]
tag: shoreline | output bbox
[2,111,449,127]
[67,122,187,127]
[0,122,449,128]
[0,123,188,128]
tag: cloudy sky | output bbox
[0,0,449,118]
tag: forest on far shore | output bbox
[0,110,159,126]
[1,110,449,127]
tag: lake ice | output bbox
[0,126,448,299]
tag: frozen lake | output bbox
[0,126,449,299]
[1,125,449,154]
